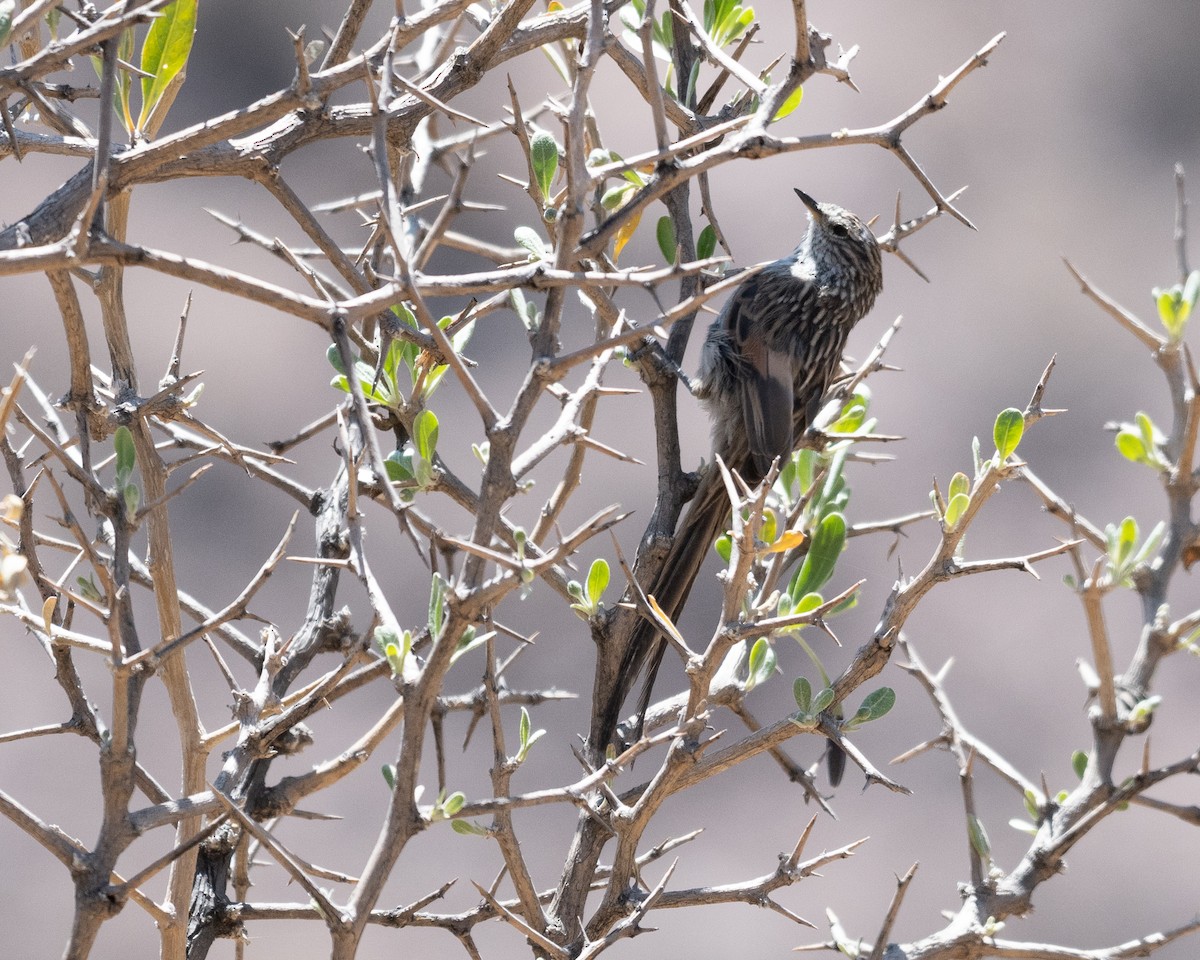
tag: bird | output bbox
[601,188,884,784]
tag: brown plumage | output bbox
[602,190,883,780]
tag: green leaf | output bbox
[1071,749,1088,780]
[76,575,102,603]
[771,84,803,121]
[137,0,198,134]
[381,333,406,388]
[943,491,970,531]
[714,533,731,563]
[515,706,545,761]
[792,676,812,714]
[392,300,418,329]
[450,627,490,664]
[811,686,835,715]
[1154,283,1191,339]
[601,183,636,210]
[855,686,895,723]
[1115,429,1147,463]
[828,586,860,616]
[789,511,846,598]
[948,471,970,501]
[1132,520,1165,566]
[1136,411,1158,449]
[428,573,446,639]
[795,592,823,615]
[384,449,414,483]
[1128,694,1161,725]
[379,628,412,676]
[585,558,609,609]
[449,316,476,355]
[451,819,489,836]
[440,790,466,818]
[828,400,866,435]
[415,409,439,463]
[745,637,776,692]
[1110,515,1137,573]
[381,764,397,790]
[123,483,140,517]
[326,342,348,376]
[514,226,548,260]
[993,407,1024,461]
[529,131,559,201]
[760,508,778,544]
[114,426,136,487]
[656,216,677,263]
[968,815,991,860]
[697,224,717,261]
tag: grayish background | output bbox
[3,2,1199,957]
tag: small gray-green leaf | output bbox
[123,483,140,517]
[325,342,349,377]
[428,572,446,638]
[1071,749,1088,780]
[968,815,991,860]
[514,226,547,260]
[529,131,559,200]
[811,686,835,715]
[858,686,895,722]
[993,408,1024,461]
[114,426,136,487]
[793,676,812,714]
[697,224,717,261]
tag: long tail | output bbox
[596,455,848,786]
[596,467,734,749]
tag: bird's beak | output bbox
[793,188,824,222]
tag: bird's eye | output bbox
[829,222,849,238]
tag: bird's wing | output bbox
[727,276,797,477]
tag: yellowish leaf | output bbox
[613,209,642,262]
[763,530,806,554]
[42,595,57,635]
[646,593,685,647]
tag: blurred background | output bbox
[3,1,1200,957]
